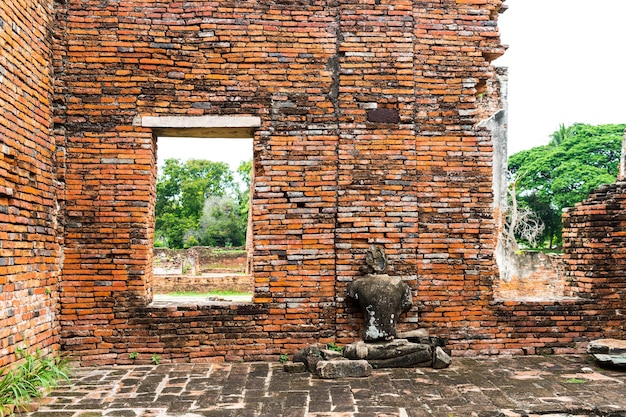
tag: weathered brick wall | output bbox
[153,274,253,294]
[0,0,623,366]
[488,182,626,356]
[494,251,570,301]
[50,0,509,364]
[0,0,60,366]
[562,182,626,337]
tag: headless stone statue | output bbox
[347,245,413,341]
[290,245,451,377]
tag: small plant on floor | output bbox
[279,354,289,364]
[0,347,72,415]
[565,377,586,384]
[151,354,161,365]
[326,342,343,353]
[129,352,138,360]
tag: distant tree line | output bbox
[155,158,252,249]
[508,123,625,248]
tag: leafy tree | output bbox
[236,159,253,232]
[237,160,253,190]
[508,123,625,247]
[198,196,246,247]
[155,159,237,248]
[549,123,573,146]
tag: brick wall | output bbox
[494,251,570,301]
[0,0,621,366]
[153,274,253,294]
[562,182,626,338]
[0,0,59,366]
[487,182,626,356]
[50,0,512,364]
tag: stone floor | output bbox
[25,355,626,417]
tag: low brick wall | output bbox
[153,274,253,294]
[495,251,571,300]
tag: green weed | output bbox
[0,347,72,414]
[565,377,586,384]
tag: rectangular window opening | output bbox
[151,136,254,306]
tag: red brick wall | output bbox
[0,0,60,366]
[36,0,626,365]
[562,183,626,338]
[494,251,570,300]
[489,183,626,356]
[50,0,510,364]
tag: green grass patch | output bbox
[212,248,247,255]
[0,348,72,414]
[565,377,587,384]
[166,290,251,297]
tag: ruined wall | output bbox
[494,251,570,301]
[0,0,60,366]
[152,274,253,295]
[51,0,509,363]
[0,0,622,366]
[562,182,626,336]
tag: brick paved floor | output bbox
[26,355,626,417]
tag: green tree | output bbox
[549,122,573,146]
[198,196,246,247]
[155,159,236,248]
[508,123,624,247]
[236,159,253,231]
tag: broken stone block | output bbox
[592,354,626,368]
[397,329,430,339]
[587,339,626,355]
[344,339,425,360]
[320,349,342,360]
[359,244,388,275]
[316,359,372,379]
[293,344,322,373]
[283,362,307,373]
[588,339,626,368]
[432,346,452,369]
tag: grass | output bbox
[565,377,587,384]
[212,248,246,255]
[0,348,72,415]
[326,342,343,353]
[166,290,251,297]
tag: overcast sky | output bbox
[495,0,626,155]
[157,0,626,168]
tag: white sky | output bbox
[157,137,253,174]
[495,0,626,155]
[157,0,626,165]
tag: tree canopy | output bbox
[155,158,251,249]
[508,123,625,247]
